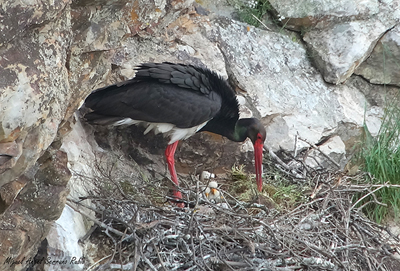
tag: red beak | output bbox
[254,137,264,192]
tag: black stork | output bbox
[84,62,266,206]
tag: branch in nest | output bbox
[297,136,341,169]
[350,184,389,211]
[66,200,126,237]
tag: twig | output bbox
[151,239,167,271]
[104,226,118,265]
[86,255,112,271]
[350,185,388,211]
[140,247,158,271]
[79,224,98,243]
[264,145,305,179]
[65,201,126,237]
[73,149,400,271]
[298,136,341,169]
[251,14,271,30]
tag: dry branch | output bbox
[73,155,400,271]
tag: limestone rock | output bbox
[0,208,51,271]
[270,0,400,84]
[303,20,391,84]
[0,0,399,269]
[45,206,87,271]
[269,0,380,30]
[0,178,28,214]
[0,146,70,271]
[35,150,71,186]
[0,5,72,187]
[356,24,400,86]
[205,17,383,155]
[0,0,70,45]
[0,141,22,174]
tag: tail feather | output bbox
[84,112,126,126]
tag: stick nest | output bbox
[69,158,400,271]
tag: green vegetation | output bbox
[229,0,272,27]
[271,184,304,209]
[120,180,136,195]
[229,164,256,201]
[354,97,400,223]
[229,163,306,209]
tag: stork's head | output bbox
[236,118,266,192]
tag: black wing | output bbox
[84,63,238,129]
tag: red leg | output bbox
[165,141,184,207]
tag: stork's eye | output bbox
[257,133,263,140]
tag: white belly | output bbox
[113,118,208,144]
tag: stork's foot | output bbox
[173,190,185,208]
[165,141,185,207]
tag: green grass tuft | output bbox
[270,184,304,210]
[229,0,272,27]
[354,95,400,223]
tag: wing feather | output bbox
[85,81,221,128]
[85,62,239,131]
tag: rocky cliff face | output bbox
[0,0,399,270]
